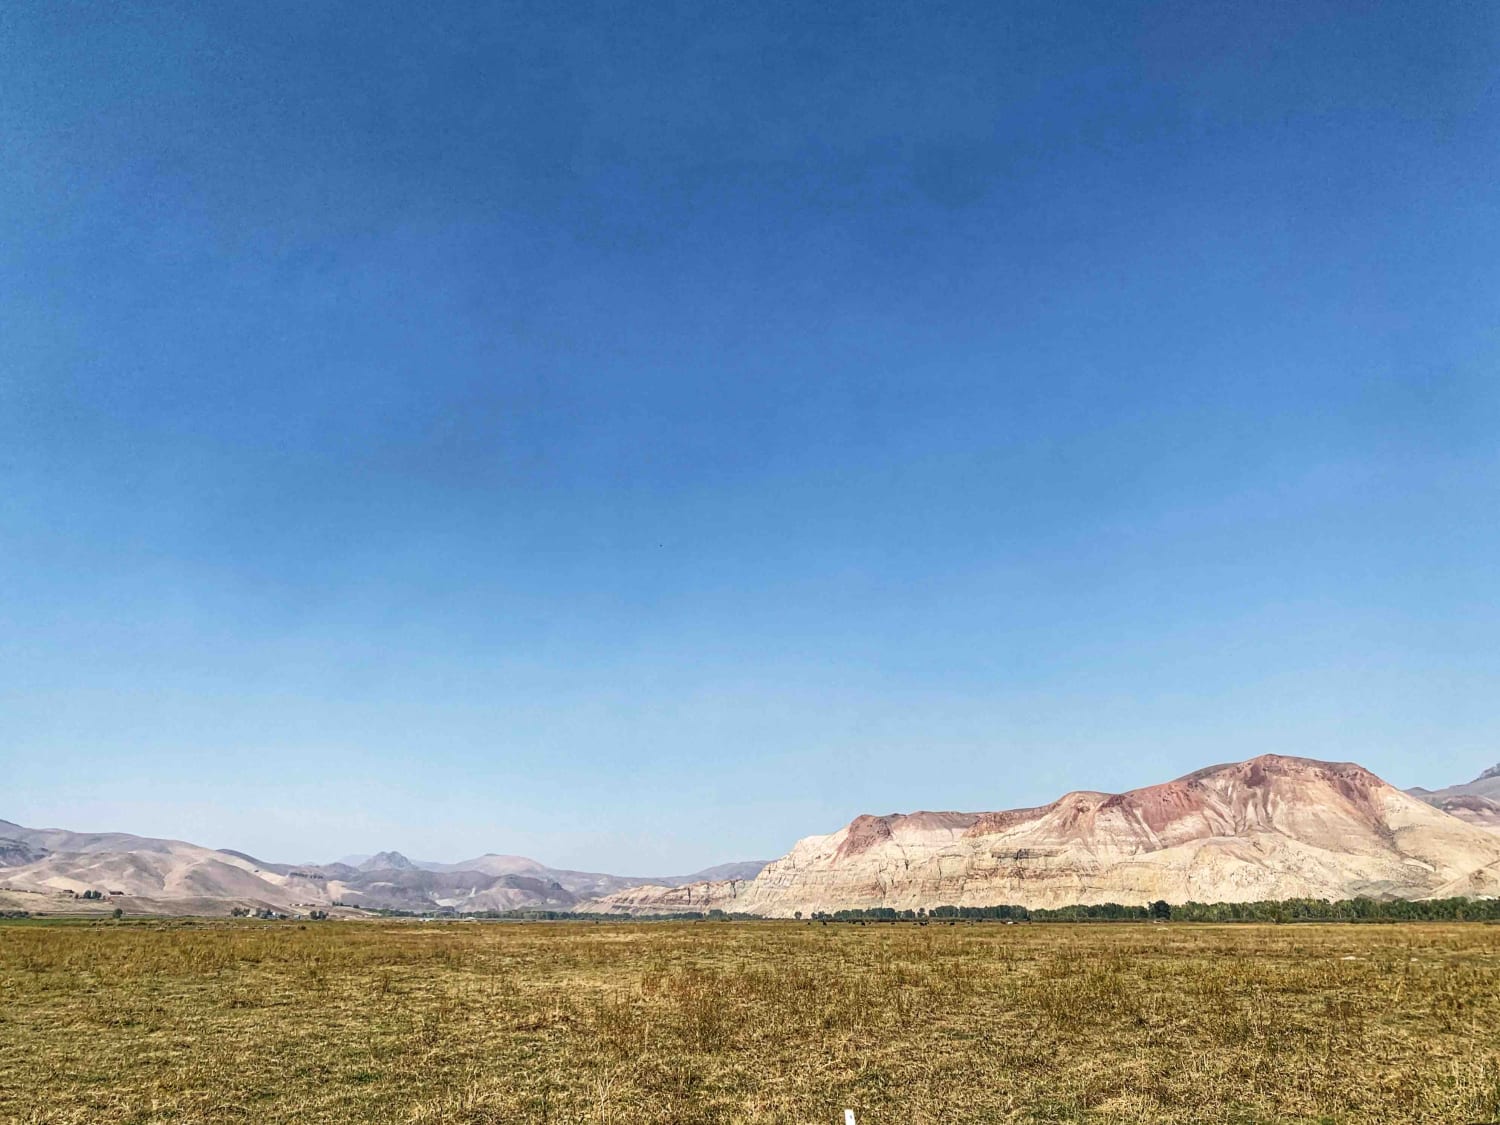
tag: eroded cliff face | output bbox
[578,878,752,914]
[1424,795,1500,834]
[582,755,1500,916]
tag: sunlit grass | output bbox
[3,920,1498,1123]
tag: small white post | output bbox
[844,1111,856,1125]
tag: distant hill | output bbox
[1406,763,1500,833]
[0,818,766,915]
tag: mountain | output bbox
[582,755,1500,917]
[0,819,296,903]
[1407,764,1500,833]
[360,851,416,871]
[412,854,638,898]
[9,755,1498,919]
[0,818,764,915]
[409,854,769,898]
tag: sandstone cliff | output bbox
[581,755,1500,916]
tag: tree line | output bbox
[815,897,1500,923]
[365,897,1500,924]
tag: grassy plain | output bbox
[2,919,1499,1124]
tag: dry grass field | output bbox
[2,919,1499,1124]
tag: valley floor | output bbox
[2,919,1498,1123]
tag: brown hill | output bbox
[583,755,1500,916]
[0,818,765,915]
[1407,764,1500,834]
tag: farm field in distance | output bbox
[3,920,1499,1124]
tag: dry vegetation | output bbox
[2,919,1499,1124]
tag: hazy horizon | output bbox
[5,1,1498,873]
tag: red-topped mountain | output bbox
[585,755,1500,916]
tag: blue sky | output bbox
[3,1,1497,872]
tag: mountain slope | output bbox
[1407,764,1500,834]
[0,818,303,906]
[583,755,1500,916]
[416,855,770,895]
[0,818,765,914]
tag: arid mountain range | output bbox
[586,756,1500,917]
[4,755,1498,918]
[0,820,766,916]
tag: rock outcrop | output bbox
[582,755,1500,916]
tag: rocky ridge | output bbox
[1407,764,1500,834]
[582,755,1500,917]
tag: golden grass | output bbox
[2,919,1498,1123]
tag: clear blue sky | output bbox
[3,1,1497,872]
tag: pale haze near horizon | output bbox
[3,1,1497,873]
